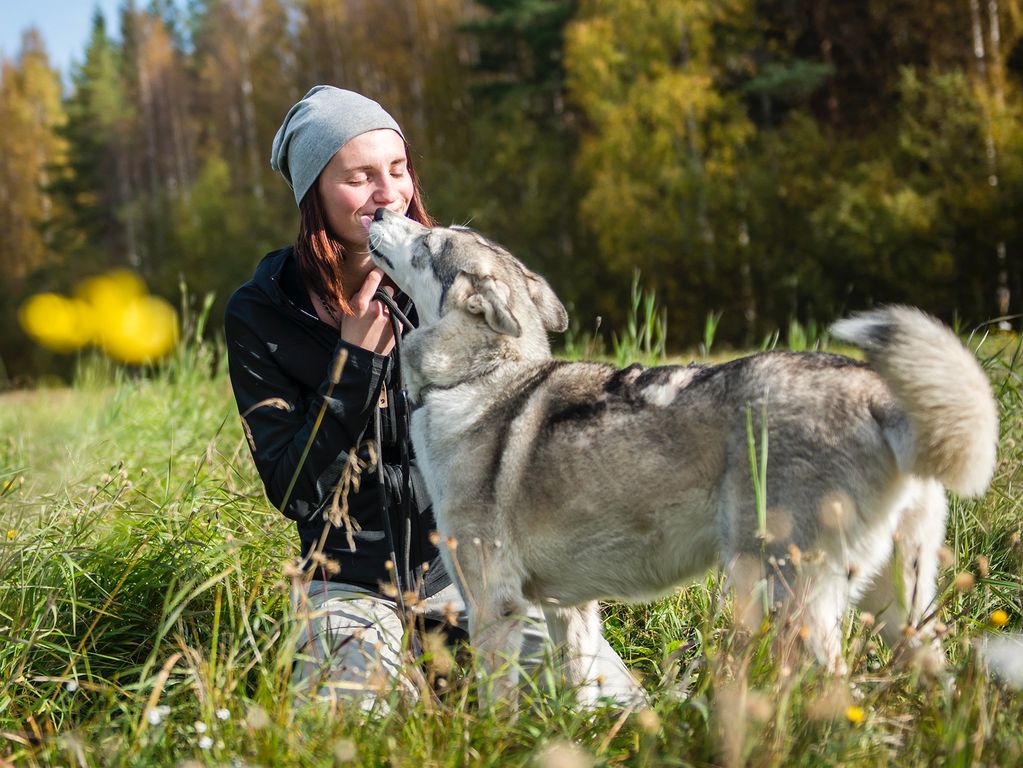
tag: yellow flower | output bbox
[990,610,1010,628]
[845,705,865,724]
[76,269,147,323]
[18,293,94,352]
[98,295,179,364]
[19,269,179,364]
[6,530,16,540]
[76,271,178,363]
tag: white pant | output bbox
[291,579,645,708]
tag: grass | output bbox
[1,313,1022,767]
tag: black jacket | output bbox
[224,246,449,596]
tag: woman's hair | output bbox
[294,148,433,316]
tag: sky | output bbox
[1,0,128,82]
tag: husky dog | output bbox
[368,208,998,706]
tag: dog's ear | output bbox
[455,273,522,337]
[522,268,568,333]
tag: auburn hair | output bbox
[294,147,434,316]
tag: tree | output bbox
[566,0,756,339]
[48,11,133,276]
[0,29,67,280]
[420,0,601,325]
[0,30,68,382]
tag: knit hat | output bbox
[270,85,404,206]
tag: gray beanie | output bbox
[270,85,404,206]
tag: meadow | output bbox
[1,310,1021,768]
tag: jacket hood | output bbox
[251,246,295,304]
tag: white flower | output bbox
[215,707,230,721]
[146,706,171,726]
[65,680,79,693]
[194,721,207,734]
[198,735,214,750]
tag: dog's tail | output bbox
[830,306,998,497]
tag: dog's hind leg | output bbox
[791,571,853,674]
[857,479,948,671]
[542,601,647,708]
[727,551,849,674]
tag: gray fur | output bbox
[369,210,999,706]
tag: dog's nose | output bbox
[374,207,387,222]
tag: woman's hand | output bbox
[339,268,395,355]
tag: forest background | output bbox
[3,0,1023,383]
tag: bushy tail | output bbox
[830,306,998,497]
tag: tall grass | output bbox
[611,271,668,367]
[0,308,1021,766]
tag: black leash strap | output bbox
[373,289,416,612]
[374,291,416,334]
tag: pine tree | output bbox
[48,10,133,274]
[429,0,592,316]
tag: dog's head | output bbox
[368,208,568,344]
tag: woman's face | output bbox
[317,128,414,252]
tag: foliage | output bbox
[566,0,759,339]
[3,0,1023,380]
[0,30,68,384]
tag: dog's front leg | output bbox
[542,601,647,708]
[442,531,530,708]
[469,586,529,707]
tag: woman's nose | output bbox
[373,175,399,204]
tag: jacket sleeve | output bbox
[224,297,389,524]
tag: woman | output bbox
[224,85,643,708]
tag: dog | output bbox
[368,208,999,706]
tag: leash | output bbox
[372,288,417,615]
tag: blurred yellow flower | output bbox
[99,295,179,364]
[6,530,16,540]
[18,270,179,364]
[18,293,94,352]
[845,705,865,724]
[991,610,1010,628]
[76,269,146,314]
